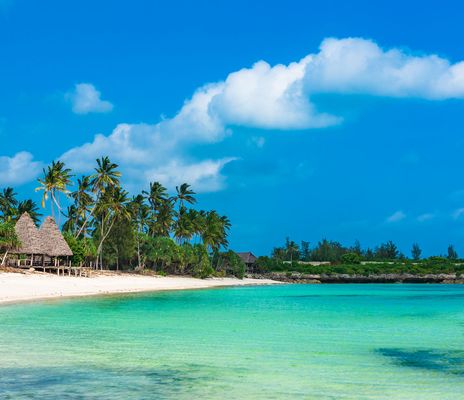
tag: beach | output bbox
[0,271,278,305]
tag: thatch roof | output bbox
[236,252,257,264]
[13,212,43,254]
[39,217,73,257]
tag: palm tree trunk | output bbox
[1,250,8,266]
[75,192,100,238]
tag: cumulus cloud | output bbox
[66,83,114,114]
[9,37,464,190]
[386,210,406,223]
[305,37,464,99]
[0,151,42,186]
[60,83,234,191]
[209,59,340,129]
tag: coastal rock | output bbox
[248,272,463,284]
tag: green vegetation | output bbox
[0,222,20,266]
[260,237,464,276]
[0,156,242,279]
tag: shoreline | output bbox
[0,272,280,306]
[249,272,464,284]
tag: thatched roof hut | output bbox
[39,217,73,257]
[13,212,42,254]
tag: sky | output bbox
[1,0,464,256]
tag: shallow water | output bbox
[0,284,463,399]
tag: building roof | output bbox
[13,212,43,254]
[236,252,257,264]
[39,217,73,256]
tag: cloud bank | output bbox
[66,83,114,114]
[5,37,464,190]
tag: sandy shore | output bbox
[0,271,279,305]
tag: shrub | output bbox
[341,252,362,265]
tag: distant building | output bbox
[236,252,258,272]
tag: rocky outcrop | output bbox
[246,272,464,284]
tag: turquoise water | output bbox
[0,284,463,399]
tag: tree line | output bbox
[0,157,245,278]
[271,238,460,264]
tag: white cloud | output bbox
[60,83,234,192]
[66,83,114,114]
[305,37,464,99]
[0,151,42,186]
[386,210,406,223]
[12,37,464,191]
[210,59,340,129]
[417,213,434,222]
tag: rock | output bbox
[29,267,35,272]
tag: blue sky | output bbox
[1,0,464,256]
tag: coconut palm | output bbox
[174,183,196,210]
[143,182,168,217]
[71,176,93,236]
[0,187,18,222]
[15,199,41,224]
[94,186,130,269]
[75,157,121,238]
[152,199,174,237]
[201,210,230,252]
[173,208,195,244]
[0,221,20,265]
[129,194,151,268]
[286,240,299,263]
[35,160,73,222]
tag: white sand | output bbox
[0,272,279,305]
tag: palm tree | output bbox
[286,240,299,263]
[63,205,78,233]
[152,199,174,237]
[75,157,121,238]
[173,208,195,244]
[95,186,130,270]
[129,194,151,268]
[143,182,167,216]
[201,210,230,253]
[91,156,121,193]
[0,221,20,265]
[15,199,41,224]
[35,160,73,223]
[175,183,196,210]
[0,187,18,222]
[71,176,93,237]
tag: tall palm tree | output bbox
[175,183,196,210]
[129,194,151,268]
[35,160,73,223]
[95,186,130,270]
[0,187,18,222]
[153,199,174,237]
[63,205,78,233]
[201,210,230,252]
[75,157,121,238]
[71,175,93,237]
[143,182,167,214]
[91,157,121,193]
[173,208,195,244]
